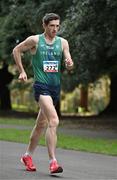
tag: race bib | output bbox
[43,61,58,72]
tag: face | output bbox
[43,20,60,38]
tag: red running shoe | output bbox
[21,155,36,171]
[50,160,63,174]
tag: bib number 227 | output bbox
[43,61,58,72]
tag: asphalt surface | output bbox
[0,141,117,180]
[0,113,117,180]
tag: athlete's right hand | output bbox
[18,71,27,82]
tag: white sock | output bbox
[49,158,57,164]
[24,152,32,156]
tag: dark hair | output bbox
[42,13,60,25]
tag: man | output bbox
[13,13,73,174]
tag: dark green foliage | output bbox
[0,0,71,64]
[0,0,117,93]
[61,0,117,91]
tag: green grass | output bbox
[0,117,35,126]
[0,117,117,156]
[58,134,117,155]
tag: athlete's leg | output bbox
[26,109,47,155]
[39,95,59,160]
[21,109,48,171]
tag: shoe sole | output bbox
[21,158,24,164]
[50,166,63,174]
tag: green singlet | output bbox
[32,34,63,86]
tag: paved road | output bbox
[0,141,117,180]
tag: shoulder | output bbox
[59,37,69,49]
[25,35,39,44]
[60,37,68,45]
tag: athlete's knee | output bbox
[49,116,59,127]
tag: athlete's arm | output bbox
[62,38,74,70]
[13,35,38,81]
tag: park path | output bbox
[0,113,117,179]
[0,141,117,180]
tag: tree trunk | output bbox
[79,85,88,111]
[0,86,12,110]
[0,63,13,110]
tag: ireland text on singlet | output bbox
[32,34,63,86]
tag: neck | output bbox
[44,33,55,44]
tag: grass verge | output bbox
[0,117,117,156]
[0,117,35,126]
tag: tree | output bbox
[0,0,72,64]
[1,0,117,114]
[61,0,117,114]
[0,0,72,113]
